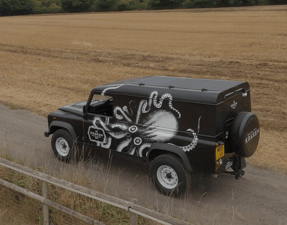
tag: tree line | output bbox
[1,0,287,16]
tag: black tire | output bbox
[231,112,260,158]
[51,129,78,162]
[149,154,191,196]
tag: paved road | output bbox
[0,103,286,225]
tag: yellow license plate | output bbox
[216,145,225,160]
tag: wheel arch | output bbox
[146,143,193,172]
[50,121,77,142]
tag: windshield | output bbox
[91,94,112,102]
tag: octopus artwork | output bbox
[88,86,199,157]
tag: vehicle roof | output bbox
[92,76,250,104]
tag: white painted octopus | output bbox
[89,86,199,157]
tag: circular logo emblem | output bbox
[133,137,142,146]
[129,125,138,133]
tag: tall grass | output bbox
[0,144,248,224]
[0,147,159,225]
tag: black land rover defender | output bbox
[45,76,260,196]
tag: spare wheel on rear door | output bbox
[230,112,260,158]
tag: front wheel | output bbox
[150,154,191,196]
[51,129,77,162]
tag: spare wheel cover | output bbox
[231,112,260,158]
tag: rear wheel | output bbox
[51,129,78,162]
[150,154,191,196]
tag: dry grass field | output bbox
[0,5,287,172]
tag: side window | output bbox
[88,94,113,117]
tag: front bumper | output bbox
[44,131,50,137]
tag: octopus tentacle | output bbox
[142,91,158,113]
[108,131,128,139]
[138,143,152,157]
[142,91,181,118]
[136,100,145,124]
[101,137,112,149]
[123,103,134,117]
[101,84,123,96]
[114,106,132,122]
[93,118,128,140]
[155,93,181,118]
[128,146,136,155]
[181,129,198,152]
[110,123,128,131]
[168,129,198,152]
[116,137,132,152]
[93,117,111,132]
[197,116,202,133]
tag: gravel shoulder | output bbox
[0,103,287,225]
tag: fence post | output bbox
[129,199,138,225]
[42,181,49,225]
[130,211,138,225]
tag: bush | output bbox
[229,0,253,5]
[40,0,61,7]
[33,0,63,14]
[34,6,63,13]
[215,0,230,6]
[117,0,129,10]
[115,0,146,10]
[32,0,42,7]
[148,0,185,9]
[184,0,215,8]
[60,0,95,12]
[178,0,287,8]
[0,0,35,15]
[95,0,118,11]
[267,0,287,4]
[128,0,147,9]
[41,0,51,7]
